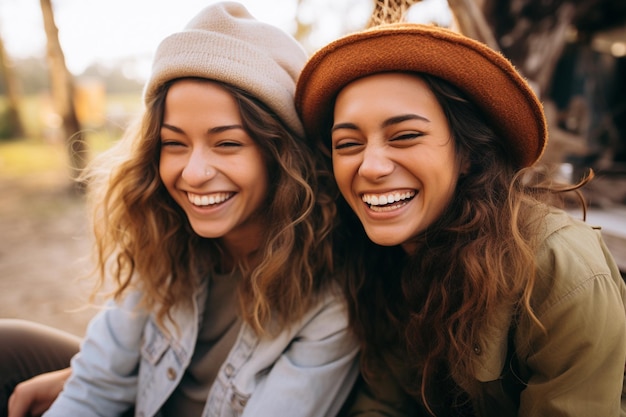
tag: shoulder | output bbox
[255,281,351,347]
[508,209,626,414]
[536,208,610,273]
[243,280,357,372]
[531,207,625,317]
[287,281,349,339]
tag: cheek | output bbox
[433,169,461,210]
[244,158,270,201]
[332,160,352,196]
[158,158,169,181]
[158,156,178,188]
[252,173,269,201]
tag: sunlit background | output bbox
[0,0,451,82]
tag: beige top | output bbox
[161,270,242,417]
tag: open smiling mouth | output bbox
[361,191,416,212]
[187,192,234,207]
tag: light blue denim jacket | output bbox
[44,282,360,417]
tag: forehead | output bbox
[333,72,441,121]
[335,72,437,110]
[338,72,428,95]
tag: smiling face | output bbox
[159,79,268,257]
[331,72,466,252]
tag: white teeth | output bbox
[369,203,406,212]
[361,191,416,206]
[188,192,231,206]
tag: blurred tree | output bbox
[9,57,49,95]
[0,58,146,96]
[457,0,626,97]
[0,57,48,96]
[0,34,25,139]
[447,0,499,50]
[365,0,625,107]
[40,0,86,189]
[452,0,626,173]
[81,63,143,94]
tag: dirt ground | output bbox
[0,173,98,337]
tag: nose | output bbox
[182,148,216,185]
[358,144,394,181]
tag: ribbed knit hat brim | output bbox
[296,23,547,168]
[144,2,307,137]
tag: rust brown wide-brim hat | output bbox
[295,23,548,168]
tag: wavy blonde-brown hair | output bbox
[334,73,591,415]
[84,78,336,334]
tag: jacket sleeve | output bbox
[43,291,148,417]
[239,288,361,417]
[517,222,626,417]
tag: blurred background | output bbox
[0,0,625,336]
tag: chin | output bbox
[364,231,405,247]
[189,225,222,239]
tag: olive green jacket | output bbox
[346,208,626,417]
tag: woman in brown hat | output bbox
[296,23,626,416]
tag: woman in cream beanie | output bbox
[1,3,359,417]
[296,20,626,417]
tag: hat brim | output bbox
[296,23,547,168]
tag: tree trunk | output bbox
[0,35,25,138]
[40,0,86,188]
[479,0,577,97]
[447,0,499,51]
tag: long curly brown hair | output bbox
[332,73,591,415]
[83,77,336,335]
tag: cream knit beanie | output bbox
[144,1,306,137]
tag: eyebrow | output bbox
[161,123,245,134]
[331,113,430,133]
[382,114,430,127]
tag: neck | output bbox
[219,240,262,273]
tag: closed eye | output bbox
[391,132,423,142]
[160,139,185,147]
[217,140,243,148]
[334,140,362,150]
